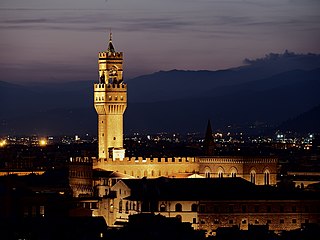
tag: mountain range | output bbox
[0,51,319,135]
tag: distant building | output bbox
[69,157,93,197]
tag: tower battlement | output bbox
[94,156,277,165]
[94,83,127,90]
[95,156,197,164]
[99,51,123,59]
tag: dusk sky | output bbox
[1,0,319,83]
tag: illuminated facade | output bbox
[92,178,320,233]
[93,34,277,185]
[94,33,127,160]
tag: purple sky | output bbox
[1,0,320,83]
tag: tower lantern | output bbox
[94,33,127,160]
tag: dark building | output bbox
[203,120,215,155]
[106,177,320,237]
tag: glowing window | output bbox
[250,170,256,184]
[264,170,270,185]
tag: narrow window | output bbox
[125,201,129,213]
[250,171,256,184]
[119,200,123,213]
[191,204,198,212]
[264,170,270,185]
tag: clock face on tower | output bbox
[109,67,117,77]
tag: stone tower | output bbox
[94,33,127,160]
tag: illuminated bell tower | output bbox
[94,33,127,160]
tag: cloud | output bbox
[243,50,320,66]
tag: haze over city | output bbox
[1,0,320,82]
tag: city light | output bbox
[39,139,47,147]
[0,139,6,147]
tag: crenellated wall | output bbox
[93,156,278,185]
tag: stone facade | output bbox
[92,178,320,234]
[94,156,278,185]
[69,157,93,197]
[199,199,320,236]
[92,35,278,186]
[94,34,127,159]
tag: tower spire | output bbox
[107,30,115,53]
[203,119,215,155]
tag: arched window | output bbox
[230,167,237,178]
[144,170,148,177]
[176,215,182,221]
[204,167,211,178]
[191,204,198,212]
[160,204,166,212]
[218,167,224,178]
[175,203,182,212]
[119,200,123,213]
[250,170,256,184]
[151,170,154,177]
[264,169,270,185]
[159,170,161,176]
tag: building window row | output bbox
[118,200,139,213]
[202,204,308,213]
[212,218,303,225]
[159,203,198,212]
[69,170,92,178]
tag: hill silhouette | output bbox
[1,51,319,135]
